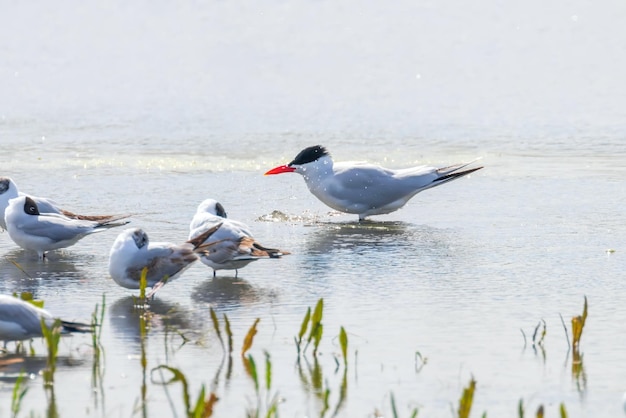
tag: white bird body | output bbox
[265,145,483,220]
[0,177,130,231]
[5,196,129,258]
[108,225,221,295]
[0,295,91,343]
[189,199,289,276]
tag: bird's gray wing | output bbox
[127,245,197,285]
[329,165,417,206]
[18,214,98,241]
[0,300,49,335]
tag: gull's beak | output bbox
[264,165,296,175]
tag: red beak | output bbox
[264,165,296,175]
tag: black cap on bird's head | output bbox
[289,145,329,166]
[264,145,330,175]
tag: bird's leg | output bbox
[235,269,239,279]
[213,270,216,278]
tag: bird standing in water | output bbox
[265,145,482,221]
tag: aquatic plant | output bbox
[11,369,28,418]
[570,296,588,391]
[224,314,233,356]
[91,294,106,411]
[519,402,568,418]
[296,327,350,417]
[134,267,149,305]
[414,351,427,373]
[241,319,263,408]
[536,404,543,418]
[152,365,219,418]
[210,307,224,351]
[456,376,476,418]
[532,320,546,349]
[339,326,348,368]
[295,298,324,357]
[295,306,311,357]
[40,318,61,386]
[244,351,280,418]
[390,392,419,418]
[7,259,33,280]
[242,318,261,358]
[136,292,151,418]
[571,296,588,351]
[307,298,324,356]
[14,291,44,308]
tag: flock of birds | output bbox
[0,145,482,345]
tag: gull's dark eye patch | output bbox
[24,197,40,216]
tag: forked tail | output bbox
[430,159,483,188]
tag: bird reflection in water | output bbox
[108,296,194,348]
[191,277,278,314]
[0,248,88,296]
[0,352,87,383]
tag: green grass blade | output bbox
[11,369,28,418]
[458,376,476,418]
[339,327,348,367]
[264,351,272,392]
[210,308,224,350]
[224,314,233,355]
[298,307,311,342]
[305,299,324,354]
[139,267,148,300]
[243,354,259,393]
[313,324,323,356]
[191,384,206,418]
[40,318,61,386]
[151,365,191,413]
[390,392,399,418]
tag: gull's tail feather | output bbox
[250,241,291,258]
[96,215,133,229]
[61,210,132,224]
[60,320,94,334]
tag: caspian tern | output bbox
[0,295,92,345]
[5,196,130,258]
[108,224,221,297]
[189,199,290,277]
[0,177,130,231]
[265,145,483,220]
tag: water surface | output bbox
[1,1,626,417]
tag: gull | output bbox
[189,199,290,277]
[0,295,92,346]
[0,176,130,231]
[265,145,483,221]
[108,224,222,297]
[4,195,130,258]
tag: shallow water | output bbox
[2,1,626,417]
